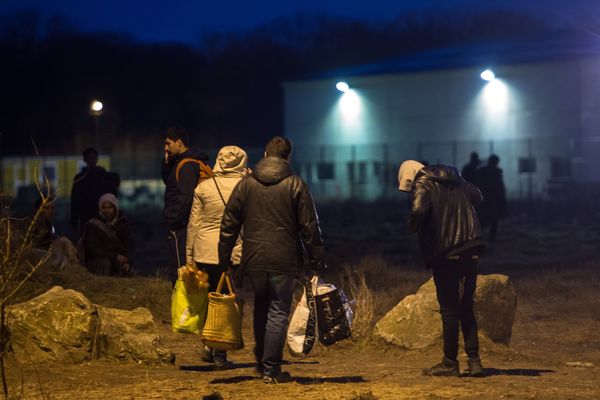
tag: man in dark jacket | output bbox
[476,154,507,243]
[219,137,325,384]
[461,152,481,185]
[70,147,108,234]
[398,160,486,377]
[161,126,209,282]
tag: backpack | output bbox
[175,158,213,185]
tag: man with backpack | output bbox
[161,126,209,282]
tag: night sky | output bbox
[1,0,596,45]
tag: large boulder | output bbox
[374,274,517,349]
[8,286,174,364]
[7,286,96,363]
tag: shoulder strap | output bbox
[212,176,227,206]
[175,158,213,182]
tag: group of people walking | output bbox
[162,128,324,383]
[28,124,496,381]
[162,125,494,382]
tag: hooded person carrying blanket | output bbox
[186,145,248,370]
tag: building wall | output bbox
[285,58,598,200]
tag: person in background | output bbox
[82,193,134,276]
[186,145,248,370]
[398,160,486,378]
[476,154,507,243]
[70,147,108,234]
[219,137,326,384]
[31,196,59,250]
[161,126,209,282]
[461,152,481,185]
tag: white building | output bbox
[284,33,600,201]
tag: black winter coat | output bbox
[70,166,108,230]
[161,149,209,230]
[219,157,324,276]
[408,165,485,268]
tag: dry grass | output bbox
[512,261,600,318]
[339,256,429,339]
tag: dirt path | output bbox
[9,292,600,400]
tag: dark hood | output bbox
[418,165,462,185]
[252,157,293,186]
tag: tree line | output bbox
[0,9,549,154]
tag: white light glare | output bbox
[336,81,350,92]
[480,69,495,82]
[91,100,103,112]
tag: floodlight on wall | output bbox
[480,69,496,81]
[336,81,350,92]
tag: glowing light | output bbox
[336,81,350,92]
[482,79,508,113]
[480,69,495,81]
[90,100,103,112]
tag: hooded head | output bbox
[212,146,248,176]
[98,193,119,224]
[397,160,425,192]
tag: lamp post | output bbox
[89,100,103,147]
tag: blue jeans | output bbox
[247,271,294,376]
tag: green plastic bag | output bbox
[171,279,208,334]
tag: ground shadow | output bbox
[209,376,257,384]
[462,368,555,377]
[282,360,320,365]
[210,375,367,385]
[293,376,367,385]
[179,363,255,372]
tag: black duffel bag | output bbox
[315,287,352,346]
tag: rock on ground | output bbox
[374,274,517,349]
[8,286,174,365]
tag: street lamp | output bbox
[89,99,103,147]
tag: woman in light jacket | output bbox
[186,145,247,370]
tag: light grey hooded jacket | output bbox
[186,146,247,265]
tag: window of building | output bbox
[518,158,536,173]
[550,157,571,178]
[347,162,355,184]
[357,161,367,184]
[317,162,335,180]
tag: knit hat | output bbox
[397,160,425,192]
[98,193,119,211]
[213,146,248,176]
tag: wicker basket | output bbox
[201,272,244,351]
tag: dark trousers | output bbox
[247,271,294,376]
[432,257,480,362]
[197,263,229,361]
[167,227,187,283]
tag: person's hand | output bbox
[164,150,170,164]
[116,254,128,264]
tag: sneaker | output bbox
[263,371,293,384]
[213,358,234,370]
[467,357,485,377]
[201,348,214,363]
[422,358,460,377]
